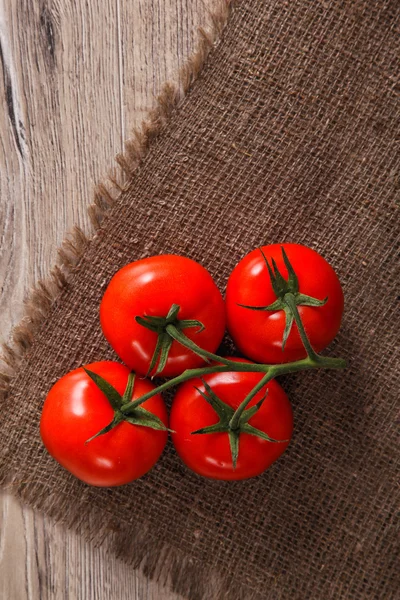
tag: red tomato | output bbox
[226,244,344,364]
[170,361,293,480]
[100,255,225,377]
[40,361,168,486]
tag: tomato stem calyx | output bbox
[238,247,327,351]
[135,303,205,377]
[83,369,169,444]
[191,379,286,469]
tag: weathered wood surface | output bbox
[0,1,216,597]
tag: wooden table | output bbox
[0,2,216,597]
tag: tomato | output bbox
[40,361,168,486]
[170,360,293,480]
[226,243,344,364]
[100,255,225,377]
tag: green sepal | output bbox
[125,407,170,431]
[296,293,328,307]
[146,334,166,375]
[191,381,285,470]
[238,391,268,425]
[85,406,170,444]
[271,257,288,296]
[263,298,285,311]
[194,380,235,421]
[135,303,206,376]
[84,368,170,442]
[145,333,173,378]
[121,372,135,404]
[281,306,294,351]
[165,303,180,321]
[191,423,228,435]
[281,246,299,294]
[176,319,205,333]
[83,368,123,411]
[156,335,173,376]
[260,248,280,297]
[228,430,240,469]
[135,315,163,334]
[85,413,123,444]
[237,299,294,350]
[241,423,288,443]
[237,298,283,312]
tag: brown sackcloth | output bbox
[1,1,399,598]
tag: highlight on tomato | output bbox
[225,243,344,364]
[40,361,168,487]
[170,360,293,481]
[100,255,225,377]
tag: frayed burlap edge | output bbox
[0,3,253,600]
[3,473,261,600]
[0,0,232,389]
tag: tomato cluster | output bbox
[40,244,344,486]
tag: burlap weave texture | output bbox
[1,1,399,598]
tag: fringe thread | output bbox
[0,3,261,600]
[0,1,232,394]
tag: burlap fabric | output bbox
[1,1,399,598]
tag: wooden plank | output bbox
[0,1,217,597]
[0,493,184,599]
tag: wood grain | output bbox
[0,1,217,597]
[0,493,185,600]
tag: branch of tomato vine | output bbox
[119,325,346,418]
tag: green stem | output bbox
[165,324,234,365]
[283,292,318,360]
[229,371,274,431]
[122,363,267,415]
[228,353,346,429]
[120,352,346,416]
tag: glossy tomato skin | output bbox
[226,244,344,364]
[100,255,225,377]
[170,360,293,480]
[40,361,168,487]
